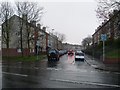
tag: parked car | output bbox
[68,50,74,56]
[59,50,64,56]
[47,49,59,61]
[59,50,67,56]
[75,51,84,61]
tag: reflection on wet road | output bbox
[2,54,120,88]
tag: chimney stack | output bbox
[30,20,36,27]
[22,14,27,21]
[42,27,46,32]
[37,24,41,29]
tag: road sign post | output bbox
[103,41,105,62]
[101,34,107,62]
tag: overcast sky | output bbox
[1,0,99,45]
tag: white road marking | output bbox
[99,71,110,74]
[2,72,28,77]
[72,60,75,64]
[50,78,120,88]
[47,68,62,71]
[47,68,55,70]
[114,72,120,75]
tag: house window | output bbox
[30,49,32,53]
[16,31,20,37]
[17,48,21,53]
[18,40,21,44]
[30,48,34,53]
[18,31,20,37]
[32,49,34,52]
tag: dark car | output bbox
[59,50,64,56]
[47,49,59,61]
[59,50,67,56]
[68,50,74,55]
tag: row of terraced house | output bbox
[2,14,63,56]
[92,10,120,45]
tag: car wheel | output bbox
[48,58,51,61]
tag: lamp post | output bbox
[36,39,40,60]
[40,34,44,52]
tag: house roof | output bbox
[2,14,49,34]
[92,10,120,36]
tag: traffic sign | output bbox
[36,40,40,46]
[101,34,107,62]
[101,34,107,41]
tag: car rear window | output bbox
[49,50,56,53]
[76,53,84,56]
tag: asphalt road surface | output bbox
[2,54,120,88]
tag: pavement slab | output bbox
[85,55,120,72]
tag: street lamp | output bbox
[36,39,40,60]
[40,33,44,52]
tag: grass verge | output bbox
[106,49,120,58]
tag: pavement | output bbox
[85,55,120,73]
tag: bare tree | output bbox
[15,2,44,56]
[58,33,66,43]
[96,0,120,22]
[82,36,92,49]
[15,2,43,22]
[0,2,14,48]
[54,31,66,43]
[54,31,66,49]
[82,40,88,50]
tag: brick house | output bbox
[2,15,30,56]
[2,15,48,56]
[92,10,120,45]
[2,14,63,56]
[47,32,62,50]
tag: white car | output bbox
[75,51,84,61]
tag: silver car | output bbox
[75,51,84,61]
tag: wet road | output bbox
[2,54,120,88]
